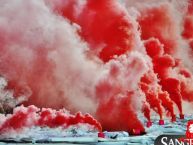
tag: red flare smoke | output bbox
[142,103,151,122]
[96,95,145,133]
[138,1,193,118]
[56,0,136,62]
[0,106,102,133]
[137,3,178,54]
[144,39,175,117]
[161,78,183,114]
[158,91,174,117]
[140,72,163,119]
[144,38,183,115]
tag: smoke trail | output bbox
[158,91,175,118]
[142,103,151,122]
[140,71,163,119]
[143,37,183,114]
[144,39,175,116]
[0,105,101,135]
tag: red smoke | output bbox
[144,38,184,114]
[137,3,178,55]
[0,105,102,133]
[138,1,193,115]
[96,94,145,133]
[142,103,151,122]
[183,0,193,39]
[53,0,136,62]
[140,72,163,119]
[0,0,193,135]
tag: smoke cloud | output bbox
[0,0,193,134]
